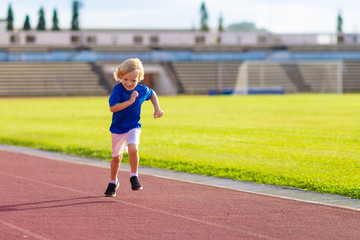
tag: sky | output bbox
[1,0,359,34]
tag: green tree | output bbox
[7,4,14,30]
[23,15,31,30]
[337,11,343,33]
[71,0,80,31]
[337,10,344,44]
[37,7,46,30]
[227,22,267,32]
[200,2,209,32]
[218,14,224,32]
[52,9,60,31]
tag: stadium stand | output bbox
[91,45,151,52]
[0,62,108,96]
[0,48,359,95]
[289,44,360,52]
[343,61,360,92]
[281,64,311,92]
[0,45,77,52]
[245,63,297,93]
[298,62,341,93]
[192,45,274,52]
[236,61,344,94]
[171,61,242,94]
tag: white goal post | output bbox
[234,61,344,94]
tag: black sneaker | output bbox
[104,182,119,197]
[130,176,143,191]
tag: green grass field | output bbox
[0,94,359,198]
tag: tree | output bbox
[200,2,209,32]
[71,0,80,31]
[218,14,224,32]
[337,10,344,44]
[23,15,31,30]
[52,9,60,31]
[37,7,46,30]
[7,4,14,30]
[337,11,343,33]
[227,22,267,32]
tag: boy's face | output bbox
[121,70,139,91]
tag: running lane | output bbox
[1,150,360,240]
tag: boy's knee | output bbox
[111,155,122,163]
[127,144,138,154]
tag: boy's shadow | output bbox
[0,196,113,212]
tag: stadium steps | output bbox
[171,61,241,94]
[192,45,273,52]
[0,62,108,96]
[281,64,311,92]
[343,61,360,92]
[246,64,297,93]
[241,62,346,93]
[91,45,151,52]
[1,45,77,52]
[289,44,360,52]
[298,65,340,93]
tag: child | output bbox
[104,58,164,197]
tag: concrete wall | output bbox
[0,23,359,46]
[102,63,177,95]
[0,27,347,47]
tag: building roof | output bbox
[82,27,197,32]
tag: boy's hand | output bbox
[130,91,138,103]
[153,109,164,119]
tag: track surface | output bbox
[1,150,360,240]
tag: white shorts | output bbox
[111,128,141,157]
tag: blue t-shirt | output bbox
[109,83,154,134]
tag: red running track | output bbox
[1,150,360,240]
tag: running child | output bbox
[104,58,164,197]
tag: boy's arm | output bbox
[150,92,164,119]
[110,91,138,112]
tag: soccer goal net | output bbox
[234,61,343,94]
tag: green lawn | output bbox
[0,94,359,198]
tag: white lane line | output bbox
[0,218,50,240]
[0,170,277,240]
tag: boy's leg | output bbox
[110,154,123,181]
[128,144,143,190]
[128,144,139,174]
[105,154,123,197]
[110,132,127,182]
[105,133,126,197]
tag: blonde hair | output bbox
[113,58,144,82]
